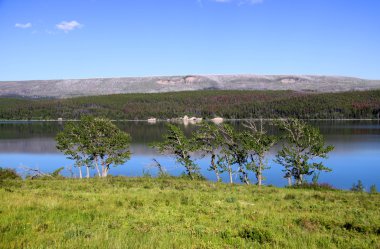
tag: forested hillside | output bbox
[0,90,379,120]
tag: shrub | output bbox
[369,184,377,194]
[225,197,236,203]
[284,194,296,200]
[351,180,365,192]
[238,227,273,244]
[291,182,335,191]
[0,168,21,180]
[179,172,206,181]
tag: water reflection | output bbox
[0,120,379,190]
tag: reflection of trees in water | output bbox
[0,122,63,139]
[0,121,379,153]
[0,138,58,153]
[0,139,158,154]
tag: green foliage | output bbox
[0,168,21,180]
[238,227,273,244]
[275,119,334,185]
[290,182,336,191]
[0,90,379,120]
[351,180,365,192]
[56,116,131,178]
[370,185,377,194]
[217,124,249,184]
[0,177,379,248]
[312,172,320,185]
[152,124,199,179]
[193,122,223,181]
[241,120,277,186]
[51,167,65,177]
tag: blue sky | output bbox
[0,0,379,80]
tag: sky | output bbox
[0,0,379,81]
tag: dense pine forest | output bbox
[0,90,379,120]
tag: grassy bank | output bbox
[0,90,380,120]
[0,177,379,248]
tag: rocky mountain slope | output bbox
[1,74,380,98]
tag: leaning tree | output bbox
[193,122,223,181]
[217,124,248,184]
[275,119,334,186]
[56,116,131,178]
[152,123,199,180]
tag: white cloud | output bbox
[56,20,82,33]
[15,23,32,29]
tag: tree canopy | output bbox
[275,119,334,185]
[56,116,131,178]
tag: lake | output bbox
[0,120,379,190]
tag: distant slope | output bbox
[1,90,379,120]
[1,74,380,98]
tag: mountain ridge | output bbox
[1,74,380,99]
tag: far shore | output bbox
[1,118,379,123]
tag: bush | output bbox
[0,168,21,180]
[291,182,335,191]
[238,227,273,244]
[369,185,377,194]
[351,180,365,192]
[179,173,206,181]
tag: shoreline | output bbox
[0,118,380,123]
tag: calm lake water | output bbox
[0,120,379,190]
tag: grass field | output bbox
[0,177,379,248]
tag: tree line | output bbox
[56,116,334,186]
[1,90,379,120]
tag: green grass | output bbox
[0,177,379,248]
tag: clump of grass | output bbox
[284,193,296,200]
[238,227,273,244]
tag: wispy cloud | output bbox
[56,20,82,33]
[15,23,32,29]
[212,0,263,5]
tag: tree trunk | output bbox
[102,166,106,177]
[287,176,292,186]
[101,161,106,177]
[78,166,82,179]
[257,173,262,187]
[187,169,194,180]
[211,154,220,182]
[215,169,220,182]
[257,157,263,187]
[243,172,250,185]
[94,156,101,177]
[238,166,249,185]
[86,166,90,178]
[103,166,109,177]
[297,174,304,185]
[228,164,233,184]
